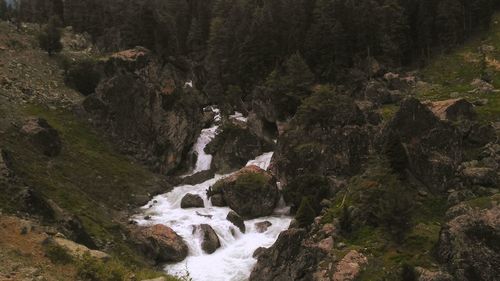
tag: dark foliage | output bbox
[284,174,329,214]
[64,58,101,96]
[38,15,63,56]
[295,197,316,228]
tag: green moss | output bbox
[0,103,177,277]
[379,104,399,121]
[44,244,74,265]
[465,194,500,209]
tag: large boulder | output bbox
[132,224,188,263]
[437,202,500,281]
[180,193,204,208]
[226,211,245,233]
[209,166,279,219]
[382,98,463,192]
[195,224,221,254]
[44,236,110,261]
[205,124,274,173]
[83,47,204,174]
[426,98,477,121]
[250,228,325,281]
[20,117,62,157]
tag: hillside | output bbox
[0,2,499,281]
[0,21,181,281]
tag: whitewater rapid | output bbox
[134,108,291,281]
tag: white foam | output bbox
[134,108,290,281]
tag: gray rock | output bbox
[226,211,245,233]
[180,193,204,209]
[438,202,500,281]
[255,221,272,233]
[196,224,220,254]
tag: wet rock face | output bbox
[210,166,279,219]
[250,228,324,281]
[83,47,203,174]
[226,211,245,233]
[382,98,463,192]
[437,202,500,281]
[20,117,61,157]
[180,193,204,209]
[205,125,274,174]
[133,224,188,263]
[197,224,221,254]
[273,95,371,186]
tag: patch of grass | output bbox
[465,194,500,209]
[0,103,172,273]
[379,104,399,121]
[44,244,74,265]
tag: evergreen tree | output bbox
[436,0,463,50]
[188,17,204,53]
[0,0,6,20]
[38,15,63,56]
[295,197,316,228]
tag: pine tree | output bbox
[295,197,316,228]
[38,16,63,56]
[436,0,463,50]
[188,18,204,53]
[0,0,7,20]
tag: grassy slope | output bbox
[418,13,500,122]
[329,15,500,279]
[0,22,180,280]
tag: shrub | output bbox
[76,253,126,281]
[295,197,316,228]
[401,263,418,281]
[284,174,329,213]
[38,16,63,56]
[65,58,101,96]
[44,244,73,264]
[355,157,414,242]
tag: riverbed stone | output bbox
[226,211,245,233]
[180,193,204,208]
[197,224,221,254]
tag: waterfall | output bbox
[133,108,291,281]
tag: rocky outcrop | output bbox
[382,98,463,192]
[196,224,221,254]
[326,250,368,281]
[180,193,204,209]
[20,117,61,157]
[44,236,110,261]
[205,124,274,173]
[426,99,477,121]
[132,224,188,263]
[209,166,279,219]
[226,211,245,233]
[416,267,453,281]
[250,228,325,281]
[437,202,500,281]
[83,47,204,173]
[273,94,371,187]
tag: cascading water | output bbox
[133,107,291,281]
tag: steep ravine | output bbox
[133,108,291,281]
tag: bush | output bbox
[295,197,316,228]
[401,263,418,281]
[65,58,101,96]
[284,174,329,213]
[44,244,73,264]
[76,253,127,281]
[38,16,63,56]
[354,157,414,242]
